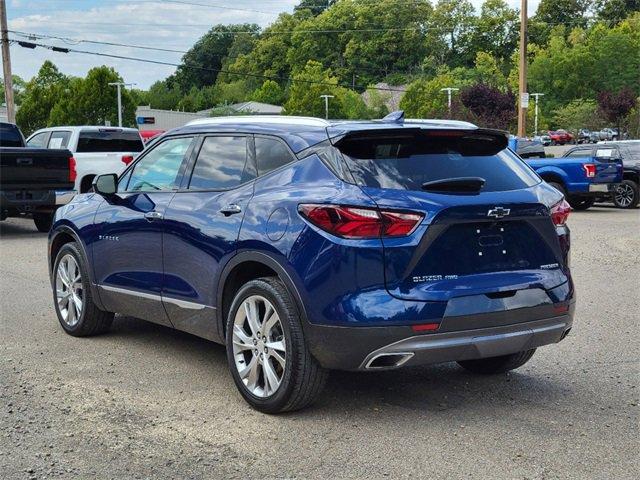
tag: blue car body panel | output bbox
[49,118,575,369]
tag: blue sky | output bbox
[7,0,540,89]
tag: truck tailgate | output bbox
[0,148,74,190]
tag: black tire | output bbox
[568,196,595,210]
[33,212,54,232]
[613,180,639,209]
[226,277,327,413]
[547,182,566,197]
[52,242,114,336]
[457,349,536,374]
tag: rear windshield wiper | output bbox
[421,177,486,194]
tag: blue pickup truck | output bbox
[509,137,623,210]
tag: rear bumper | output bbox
[305,303,574,371]
[1,188,76,212]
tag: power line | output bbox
[10,39,410,93]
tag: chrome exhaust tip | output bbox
[364,352,414,370]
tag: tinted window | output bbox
[255,137,296,175]
[126,137,192,192]
[565,149,592,158]
[339,133,540,192]
[620,144,640,161]
[189,136,250,190]
[48,131,71,149]
[0,123,24,147]
[77,129,144,153]
[26,131,48,148]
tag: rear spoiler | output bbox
[329,127,509,157]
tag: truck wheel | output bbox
[33,212,54,232]
[568,197,595,210]
[613,180,639,209]
[226,277,327,413]
[53,243,114,336]
[458,349,536,374]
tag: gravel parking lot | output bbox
[1,207,638,479]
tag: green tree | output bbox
[145,79,183,110]
[472,52,507,89]
[399,72,464,119]
[284,61,343,117]
[530,0,591,45]
[430,0,477,68]
[470,0,519,62]
[595,0,640,25]
[251,80,285,105]
[551,99,601,131]
[0,74,26,106]
[16,61,68,135]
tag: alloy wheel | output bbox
[232,295,286,398]
[55,254,83,327]
[614,183,634,208]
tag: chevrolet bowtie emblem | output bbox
[487,207,511,218]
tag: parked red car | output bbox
[548,129,574,145]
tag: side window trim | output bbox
[122,135,196,193]
[181,134,254,192]
[48,130,72,149]
[253,134,297,178]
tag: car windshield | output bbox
[337,132,540,192]
[0,123,24,147]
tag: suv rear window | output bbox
[77,129,144,153]
[337,131,540,192]
[0,123,24,147]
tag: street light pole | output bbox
[517,0,529,137]
[531,93,544,136]
[108,82,135,127]
[320,94,334,120]
[440,87,459,117]
[0,0,16,123]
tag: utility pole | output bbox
[0,0,15,123]
[320,94,334,120]
[517,0,528,137]
[108,82,135,127]
[531,93,544,136]
[440,87,459,117]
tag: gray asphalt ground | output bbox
[1,206,638,479]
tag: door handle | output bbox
[219,204,242,216]
[144,211,163,221]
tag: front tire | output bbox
[613,180,639,209]
[53,242,114,336]
[457,349,536,374]
[226,277,327,413]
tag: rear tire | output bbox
[226,277,327,413]
[457,349,536,374]
[52,242,114,336]
[568,197,595,210]
[613,180,639,209]
[33,212,54,232]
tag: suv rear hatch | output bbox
[333,128,569,302]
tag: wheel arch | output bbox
[623,170,640,185]
[216,252,308,344]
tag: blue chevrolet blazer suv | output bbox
[48,113,575,413]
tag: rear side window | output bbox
[565,148,592,158]
[620,144,640,161]
[189,136,251,190]
[77,129,144,153]
[255,136,296,175]
[48,131,71,149]
[0,123,24,147]
[338,132,540,192]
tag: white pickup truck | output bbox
[26,126,145,193]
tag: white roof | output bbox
[186,115,330,127]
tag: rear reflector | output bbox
[550,198,571,226]
[553,304,569,314]
[411,323,440,333]
[68,157,77,183]
[583,164,596,178]
[121,155,134,166]
[298,204,423,239]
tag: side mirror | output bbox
[92,173,118,196]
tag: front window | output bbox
[125,137,193,192]
[26,131,48,148]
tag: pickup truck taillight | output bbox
[121,155,134,166]
[298,204,423,239]
[69,157,77,183]
[550,198,571,226]
[583,164,596,178]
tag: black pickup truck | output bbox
[1,122,77,232]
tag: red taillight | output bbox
[583,163,596,178]
[121,155,134,166]
[298,204,423,239]
[68,157,77,183]
[550,198,571,226]
[411,322,440,333]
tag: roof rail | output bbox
[405,118,478,128]
[186,115,330,127]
